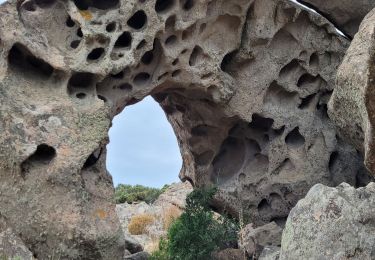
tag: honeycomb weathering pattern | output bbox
[0,0,371,258]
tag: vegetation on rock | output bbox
[115,184,169,204]
[150,187,239,260]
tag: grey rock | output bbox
[123,251,150,260]
[239,222,282,258]
[280,182,375,260]
[329,7,375,177]
[212,248,246,260]
[124,249,131,256]
[0,216,35,260]
[125,236,143,254]
[259,246,280,260]
[301,0,375,37]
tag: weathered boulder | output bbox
[239,222,282,259]
[300,0,375,37]
[153,181,192,209]
[0,0,371,257]
[329,7,375,175]
[280,182,375,260]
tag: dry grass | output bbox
[163,205,182,230]
[145,238,160,253]
[128,214,155,235]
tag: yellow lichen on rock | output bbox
[79,10,93,21]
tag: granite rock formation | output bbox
[329,7,375,177]
[0,0,372,258]
[280,182,375,260]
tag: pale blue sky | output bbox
[106,97,182,188]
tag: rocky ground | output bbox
[116,182,193,254]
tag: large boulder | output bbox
[329,7,375,175]
[300,0,375,37]
[280,183,375,259]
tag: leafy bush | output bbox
[150,187,239,260]
[128,214,155,235]
[115,184,169,204]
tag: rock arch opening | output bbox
[107,96,182,188]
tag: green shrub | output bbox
[150,187,239,260]
[114,184,169,204]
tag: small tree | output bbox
[150,187,239,260]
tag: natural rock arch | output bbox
[0,0,372,258]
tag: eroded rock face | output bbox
[300,0,375,37]
[0,0,371,257]
[329,8,375,177]
[280,183,375,260]
[194,0,370,226]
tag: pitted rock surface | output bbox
[0,0,371,258]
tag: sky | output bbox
[106,96,182,188]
